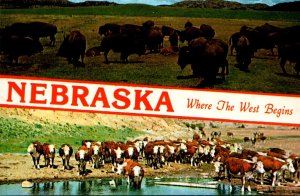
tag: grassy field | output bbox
[0,6,300,94]
[0,116,143,153]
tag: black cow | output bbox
[57,30,86,67]
[178,37,228,87]
[100,33,146,63]
[0,35,43,64]
[4,22,57,46]
[278,42,300,75]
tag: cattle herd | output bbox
[27,130,300,193]
[0,20,300,87]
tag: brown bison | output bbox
[178,37,228,87]
[235,35,253,72]
[0,35,43,64]
[4,22,57,46]
[278,42,300,75]
[100,33,146,63]
[57,30,86,67]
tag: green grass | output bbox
[0,116,144,153]
[1,4,300,21]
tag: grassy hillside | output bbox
[0,116,143,153]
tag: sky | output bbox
[69,0,298,6]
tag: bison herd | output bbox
[27,130,300,192]
[1,20,300,87]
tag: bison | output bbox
[57,30,86,67]
[4,22,57,46]
[178,37,228,87]
[0,35,43,64]
[278,42,300,75]
[100,33,146,63]
[235,35,253,72]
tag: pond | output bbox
[0,177,258,195]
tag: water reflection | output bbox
[0,178,257,195]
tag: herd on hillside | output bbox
[27,130,300,193]
[0,20,300,87]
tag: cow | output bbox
[177,37,228,87]
[254,155,296,186]
[85,46,101,57]
[115,159,144,189]
[0,35,43,64]
[59,144,73,170]
[277,42,300,75]
[91,142,103,169]
[75,146,91,176]
[4,22,57,46]
[42,143,56,168]
[235,35,253,72]
[244,137,250,142]
[227,132,234,138]
[27,141,43,169]
[100,33,146,63]
[124,145,139,162]
[225,157,265,193]
[57,30,86,67]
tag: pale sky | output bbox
[69,0,297,6]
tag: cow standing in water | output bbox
[59,144,73,170]
[115,159,144,189]
[27,141,44,169]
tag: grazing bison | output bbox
[57,30,86,67]
[178,37,228,87]
[59,144,73,170]
[27,141,44,169]
[4,22,57,46]
[100,33,146,63]
[235,35,253,72]
[98,23,121,36]
[277,43,300,75]
[0,35,43,64]
[144,26,163,53]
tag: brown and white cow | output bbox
[254,155,295,186]
[27,141,43,169]
[91,142,103,169]
[42,143,56,168]
[75,146,91,176]
[225,157,265,193]
[59,144,73,170]
[115,159,144,189]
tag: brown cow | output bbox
[42,143,55,168]
[75,145,91,176]
[59,144,73,170]
[254,155,295,186]
[27,141,43,169]
[115,159,144,189]
[226,157,265,193]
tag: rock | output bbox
[21,180,33,188]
